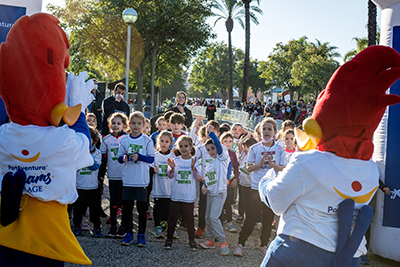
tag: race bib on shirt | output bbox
[230,142,239,153]
[261,151,276,167]
[240,161,250,176]
[205,170,217,187]
[129,144,143,154]
[79,167,92,176]
[158,164,168,178]
[177,170,192,184]
[110,147,119,161]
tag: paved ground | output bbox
[66,179,400,267]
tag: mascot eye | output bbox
[47,48,53,65]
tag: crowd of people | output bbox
[72,84,390,264]
[70,85,307,258]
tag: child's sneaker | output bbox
[116,208,122,216]
[160,221,168,231]
[195,228,205,238]
[121,232,134,246]
[73,227,81,236]
[259,245,268,256]
[115,225,127,238]
[173,227,179,239]
[233,244,244,257]
[164,239,173,250]
[199,239,215,249]
[189,240,198,251]
[220,241,229,256]
[154,226,164,238]
[236,215,244,224]
[81,216,90,230]
[93,228,102,238]
[107,225,117,237]
[226,221,237,233]
[256,222,262,231]
[146,211,153,220]
[193,208,198,217]
[137,234,146,247]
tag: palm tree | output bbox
[368,0,377,46]
[241,0,263,103]
[212,0,244,108]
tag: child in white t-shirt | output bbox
[73,127,102,237]
[164,136,202,251]
[152,131,175,238]
[237,136,258,224]
[283,129,296,163]
[99,113,129,237]
[117,111,155,247]
[198,125,231,256]
[234,117,287,257]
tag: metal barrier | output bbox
[187,106,283,131]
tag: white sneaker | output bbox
[81,216,90,230]
[256,222,262,231]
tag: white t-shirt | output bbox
[0,122,93,204]
[248,141,287,190]
[195,144,213,178]
[169,156,201,203]
[76,148,102,190]
[152,151,175,198]
[118,134,155,187]
[239,150,251,187]
[204,147,230,196]
[100,133,128,180]
[264,150,379,257]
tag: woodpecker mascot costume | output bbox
[259,45,400,267]
[0,13,96,266]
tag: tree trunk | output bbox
[137,55,150,112]
[226,17,234,109]
[289,86,294,101]
[242,0,251,104]
[221,87,227,103]
[368,0,377,46]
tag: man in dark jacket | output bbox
[101,82,130,136]
[206,100,216,120]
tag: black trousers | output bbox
[109,180,123,226]
[238,189,274,247]
[73,189,101,229]
[167,201,195,241]
[238,184,251,218]
[121,200,147,234]
[153,198,170,227]
[198,184,207,229]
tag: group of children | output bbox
[70,103,299,256]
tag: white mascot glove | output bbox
[65,71,96,113]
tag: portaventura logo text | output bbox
[8,164,52,193]
[0,21,14,28]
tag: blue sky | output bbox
[43,0,381,62]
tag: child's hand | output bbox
[267,155,274,168]
[383,187,391,195]
[123,155,128,163]
[259,154,266,167]
[195,116,202,128]
[191,157,197,170]
[131,153,138,162]
[154,166,158,173]
[207,125,214,134]
[167,158,175,169]
[229,178,237,188]
[201,184,208,195]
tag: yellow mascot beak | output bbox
[50,102,82,127]
[295,117,322,151]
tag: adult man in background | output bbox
[101,82,130,136]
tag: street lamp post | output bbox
[122,8,138,103]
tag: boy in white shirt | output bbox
[117,112,155,247]
[198,125,231,256]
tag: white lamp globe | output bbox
[122,8,138,24]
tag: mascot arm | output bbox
[260,161,306,215]
[69,112,91,148]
